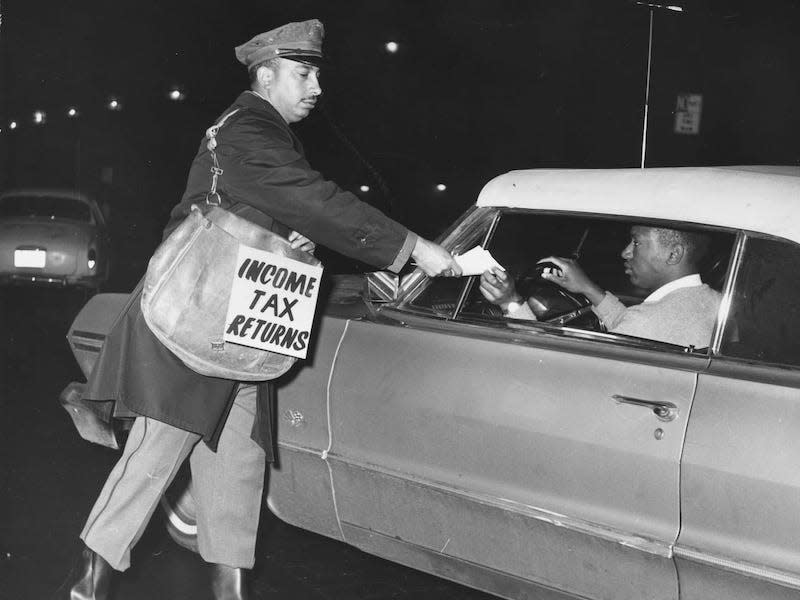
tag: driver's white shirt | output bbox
[643,274,702,303]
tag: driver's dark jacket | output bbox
[83,91,414,460]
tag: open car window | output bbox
[459,213,638,320]
[409,210,735,353]
[405,207,496,318]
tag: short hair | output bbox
[654,227,711,267]
[248,57,280,85]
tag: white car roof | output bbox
[476,166,800,244]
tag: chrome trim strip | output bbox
[710,232,746,354]
[453,210,502,319]
[319,452,674,558]
[339,521,586,600]
[674,546,800,590]
[375,306,710,373]
[276,441,323,455]
[398,207,497,304]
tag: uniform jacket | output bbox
[83,91,414,458]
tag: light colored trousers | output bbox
[81,385,265,571]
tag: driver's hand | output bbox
[479,267,522,310]
[537,256,605,306]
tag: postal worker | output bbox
[65,19,461,600]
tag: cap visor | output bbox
[284,55,326,67]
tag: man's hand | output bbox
[288,230,316,254]
[537,256,605,306]
[411,237,462,277]
[479,267,522,311]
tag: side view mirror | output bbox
[364,271,399,303]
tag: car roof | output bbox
[476,166,800,244]
[0,188,95,205]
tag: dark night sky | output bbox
[1,0,799,244]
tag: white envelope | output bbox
[454,246,505,276]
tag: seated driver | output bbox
[479,225,722,348]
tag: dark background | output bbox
[0,3,799,596]
[1,0,799,281]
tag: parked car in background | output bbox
[0,188,111,291]
[63,166,800,600]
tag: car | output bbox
[0,188,111,290]
[62,166,800,600]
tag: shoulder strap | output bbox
[204,108,242,206]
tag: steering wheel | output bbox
[519,279,606,333]
[541,289,591,325]
[471,266,605,333]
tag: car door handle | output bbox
[612,394,679,422]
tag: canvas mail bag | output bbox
[141,109,321,381]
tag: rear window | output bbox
[0,195,92,222]
[719,235,800,367]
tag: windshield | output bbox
[0,195,92,222]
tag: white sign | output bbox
[674,93,703,135]
[223,245,324,360]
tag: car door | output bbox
[676,233,800,600]
[324,211,716,600]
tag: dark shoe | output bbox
[210,564,248,600]
[66,545,115,600]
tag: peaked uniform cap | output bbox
[235,19,325,68]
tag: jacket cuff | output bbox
[385,231,417,273]
[591,291,624,327]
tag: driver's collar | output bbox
[644,273,702,303]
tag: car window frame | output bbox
[396,207,740,358]
[397,206,498,318]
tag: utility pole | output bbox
[634,2,684,168]
[0,0,9,188]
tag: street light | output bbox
[9,121,18,130]
[33,111,46,125]
[107,97,122,111]
[168,88,185,102]
[635,2,683,11]
[67,107,79,118]
[435,183,447,192]
[385,41,399,53]
[359,185,370,193]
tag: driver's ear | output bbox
[666,243,685,265]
